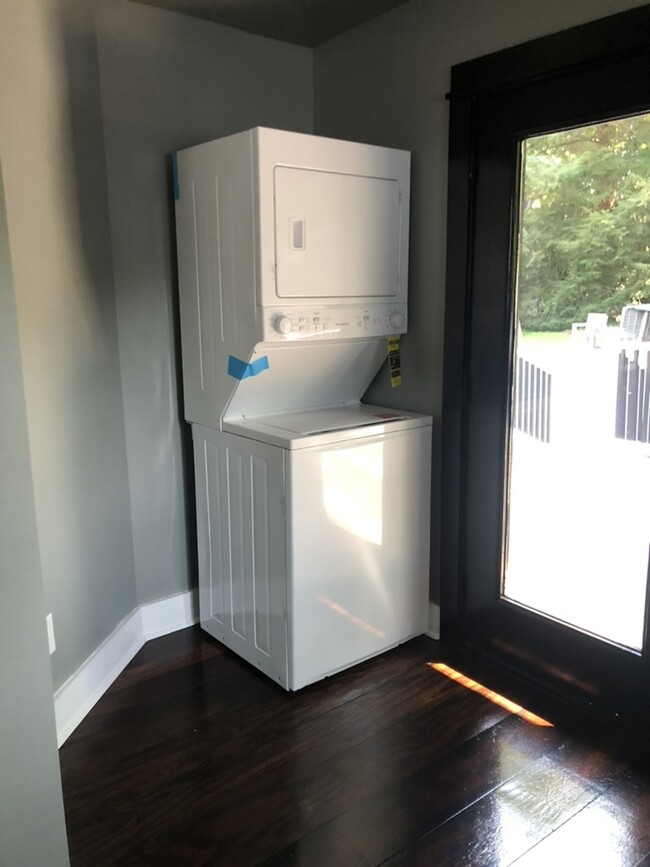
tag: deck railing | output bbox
[513,356,552,443]
[615,348,650,443]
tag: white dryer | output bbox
[174,128,432,689]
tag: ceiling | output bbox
[132,0,410,48]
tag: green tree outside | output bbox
[518,113,650,332]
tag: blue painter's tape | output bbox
[172,152,180,201]
[227,356,250,379]
[227,354,270,380]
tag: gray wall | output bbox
[95,0,314,604]
[313,0,647,604]
[0,0,137,690]
[0,166,70,866]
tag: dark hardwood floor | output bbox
[59,627,650,866]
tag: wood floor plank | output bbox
[385,737,628,867]
[258,715,560,867]
[511,771,650,867]
[61,632,504,865]
[132,691,507,866]
[62,634,443,787]
[59,627,650,867]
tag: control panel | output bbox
[260,304,407,342]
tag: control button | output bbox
[313,316,321,324]
[363,314,370,322]
[299,317,306,324]
[274,315,292,335]
[388,311,405,330]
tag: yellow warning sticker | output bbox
[388,336,401,388]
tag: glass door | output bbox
[505,116,650,653]
[454,44,650,733]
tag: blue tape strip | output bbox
[172,152,180,201]
[227,355,270,380]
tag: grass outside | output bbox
[521,325,622,347]
[520,330,571,346]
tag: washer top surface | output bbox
[221,403,431,450]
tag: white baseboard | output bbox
[140,589,199,641]
[425,602,440,640]
[54,608,144,748]
[54,589,198,747]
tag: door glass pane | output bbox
[503,113,650,651]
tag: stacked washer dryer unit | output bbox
[174,127,432,690]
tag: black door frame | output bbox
[441,6,650,723]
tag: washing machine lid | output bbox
[222,403,431,449]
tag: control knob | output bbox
[274,315,292,335]
[388,311,405,330]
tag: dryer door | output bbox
[274,166,402,299]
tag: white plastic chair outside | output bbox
[571,312,608,347]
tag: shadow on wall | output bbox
[22,2,140,689]
[166,152,198,592]
[56,1,197,636]
[0,160,70,867]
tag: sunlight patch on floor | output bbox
[428,662,553,726]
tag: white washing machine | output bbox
[174,127,432,689]
[193,404,431,689]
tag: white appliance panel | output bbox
[224,404,430,450]
[194,426,289,687]
[175,133,260,429]
[261,303,407,342]
[175,128,410,428]
[257,405,407,435]
[274,167,401,299]
[288,424,431,689]
[223,340,387,422]
[194,419,431,692]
